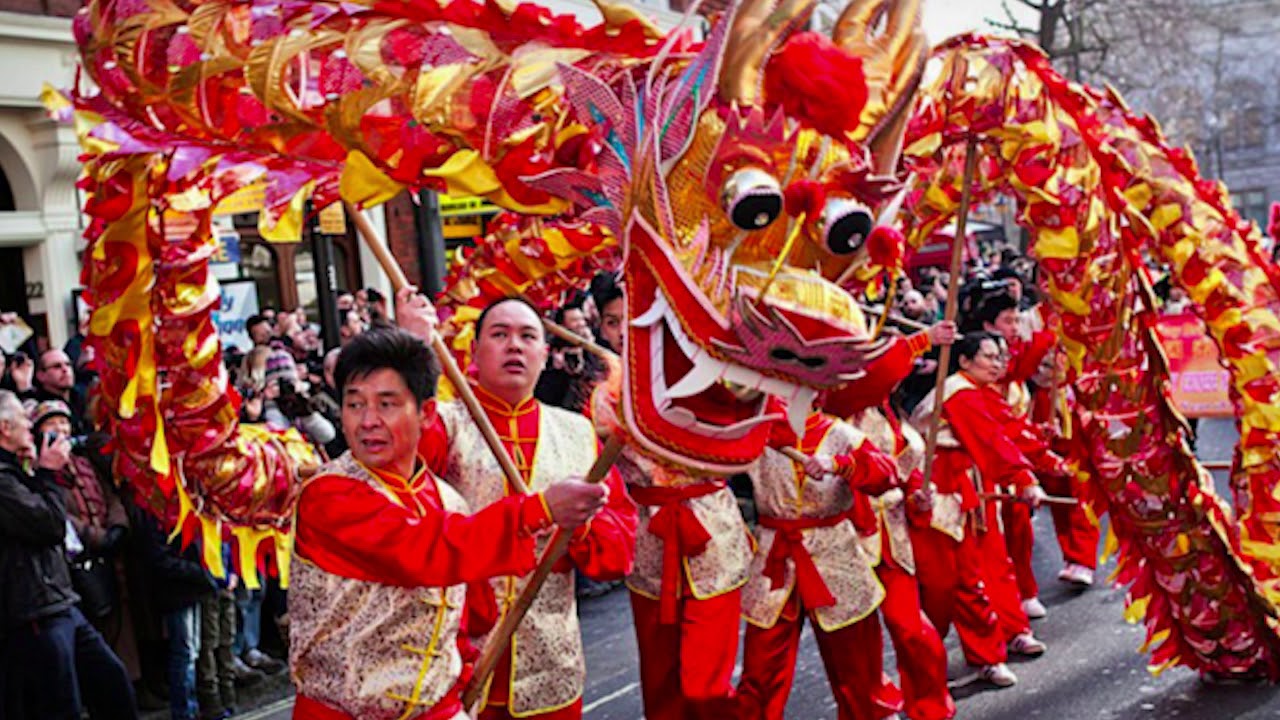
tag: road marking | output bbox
[583,681,640,713]
[235,697,295,720]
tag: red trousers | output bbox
[1041,474,1100,569]
[479,699,582,720]
[912,522,1024,666]
[1001,501,1039,601]
[738,593,901,720]
[630,589,739,720]
[877,556,956,720]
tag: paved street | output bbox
[232,418,1280,719]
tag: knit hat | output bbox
[263,349,301,390]
[30,399,72,430]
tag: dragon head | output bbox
[539,0,927,473]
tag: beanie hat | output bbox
[263,349,301,389]
[30,399,72,430]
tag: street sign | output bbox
[439,195,500,218]
[212,227,242,264]
[214,280,261,352]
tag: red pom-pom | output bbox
[1268,202,1280,240]
[764,32,868,138]
[866,225,904,269]
[784,179,826,219]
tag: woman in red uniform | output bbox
[908,332,1049,688]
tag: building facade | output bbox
[0,4,80,348]
[1123,0,1280,240]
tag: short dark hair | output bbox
[246,314,270,333]
[590,271,623,310]
[957,327,1003,366]
[475,296,544,338]
[363,287,386,305]
[335,329,440,404]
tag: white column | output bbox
[28,113,84,347]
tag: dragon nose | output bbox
[769,347,827,370]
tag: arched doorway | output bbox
[0,163,28,321]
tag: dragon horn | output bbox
[833,0,927,175]
[719,0,820,106]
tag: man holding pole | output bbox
[288,323,609,720]
[425,296,637,720]
[736,405,904,720]
[824,326,958,720]
[591,379,753,720]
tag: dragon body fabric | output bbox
[61,0,1280,678]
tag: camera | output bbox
[42,432,88,451]
[276,381,314,419]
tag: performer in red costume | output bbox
[425,297,637,720]
[826,325,957,720]
[737,408,903,720]
[971,291,1057,619]
[289,318,608,720]
[1029,359,1099,587]
[591,378,753,720]
[908,331,1049,689]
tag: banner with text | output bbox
[214,280,260,352]
[1153,313,1233,418]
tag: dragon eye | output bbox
[721,168,783,231]
[821,198,873,255]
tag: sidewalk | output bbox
[140,672,294,720]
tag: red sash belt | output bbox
[629,481,726,624]
[757,513,844,610]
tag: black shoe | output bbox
[230,656,266,687]
[135,685,168,712]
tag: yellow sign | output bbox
[439,195,500,218]
[317,203,347,235]
[443,217,484,239]
[214,182,266,216]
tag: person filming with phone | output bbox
[0,389,138,719]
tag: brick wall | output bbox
[383,191,424,288]
[0,0,79,17]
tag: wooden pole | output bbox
[344,202,531,495]
[921,138,980,491]
[517,292,616,360]
[857,303,935,334]
[463,435,626,710]
[979,491,1078,507]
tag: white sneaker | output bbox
[978,663,1018,687]
[1021,597,1047,619]
[1059,563,1095,587]
[1008,631,1047,657]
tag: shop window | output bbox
[240,242,281,312]
[1235,189,1269,234]
[295,246,317,320]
